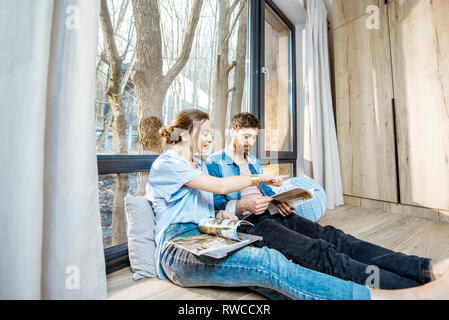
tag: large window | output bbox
[253,0,297,178]
[95,0,296,273]
[96,0,250,254]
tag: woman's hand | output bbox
[260,174,289,187]
[216,210,239,220]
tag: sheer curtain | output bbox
[304,0,344,209]
[0,0,107,299]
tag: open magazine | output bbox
[268,187,315,215]
[167,218,262,259]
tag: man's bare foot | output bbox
[430,258,449,280]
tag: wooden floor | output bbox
[107,204,449,300]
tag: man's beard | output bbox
[233,140,248,156]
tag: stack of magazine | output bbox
[167,218,262,259]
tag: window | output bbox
[95,0,250,270]
[263,3,294,153]
[99,173,138,249]
[95,0,296,273]
[252,0,297,178]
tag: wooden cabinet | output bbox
[388,0,449,209]
[332,0,449,210]
[333,5,398,202]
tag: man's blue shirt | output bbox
[205,149,275,212]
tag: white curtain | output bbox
[0,0,107,299]
[305,0,344,209]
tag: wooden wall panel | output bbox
[333,6,398,202]
[388,0,449,210]
[332,0,379,30]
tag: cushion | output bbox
[124,195,157,280]
[270,177,327,222]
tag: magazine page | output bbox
[168,233,246,256]
[268,188,315,215]
[198,218,253,241]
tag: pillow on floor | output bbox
[124,195,157,280]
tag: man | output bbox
[205,112,440,290]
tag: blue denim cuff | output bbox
[421,258,433,283]
[352,284,372,300]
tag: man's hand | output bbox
[276,202,297,217]
[236,195,273,215]
[216,210,239,220]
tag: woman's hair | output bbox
[159,109,210,145]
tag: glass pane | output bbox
[99,172,140,249]
[263,4,294,152]
[95,0,250,155]
[262,163,293,177]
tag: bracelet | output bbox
[250,174,261,186]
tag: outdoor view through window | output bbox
[95,0,249,248]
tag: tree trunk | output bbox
[96,110,113,149]
[132,0,203,152]
[132,0,203,195]
[111,173,129,245]
[100,0,129,246]
[213,0,242,149]
[230,0,248,117]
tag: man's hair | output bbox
[230,112,260,130]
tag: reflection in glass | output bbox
[262,163,293,177]
[264,4,294,152]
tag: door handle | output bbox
[261,67,270,81]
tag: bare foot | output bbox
[414,267,449,300]
[431,258,449,280]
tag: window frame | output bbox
[251,0,298,169]
[101,0,298,275]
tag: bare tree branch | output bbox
[226,60,237,74]
[121,50,137,93]
[225,0,246,43]
[114,0,130,35]
[227,87,236,94]
[229,0,240,14]
[163,0,203,89]
[99,0,128,154]
[120,18,135,61]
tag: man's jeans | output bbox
[238,212,432,290]
[160,223,372,300]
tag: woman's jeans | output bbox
[239,212,432,290]
[159,223,372,300]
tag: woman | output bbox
[146,108,449,300]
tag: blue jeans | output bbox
[239,212,432,290]
[159,223,372,300]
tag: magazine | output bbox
[167,218,262,259]
[268,187,315,215]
